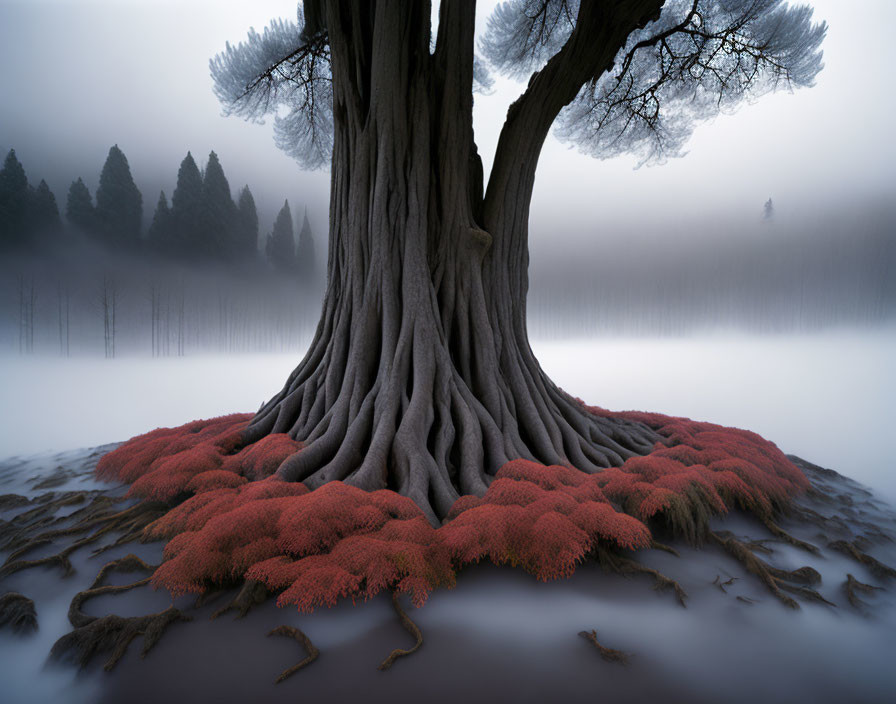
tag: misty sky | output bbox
[1,0,894,246]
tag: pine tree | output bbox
[66,178,98,236]
[201,151,237,258]
[95,145,143,248]
[236,185,259,260]
[295,206,316,282]
[147,190,173,252]
[265,200,296,272]
[170,151,204,259]
[0,149,30,248]
[30,179,61,235]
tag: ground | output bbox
[1,407,896,703]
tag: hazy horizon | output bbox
[1,0,894,246]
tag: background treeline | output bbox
[1,146,317,275]
[2,147,895,357]
[1,146,323,357]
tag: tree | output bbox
[29,179,62,237]
[210,0,826,522]
[95,145,143,248]
[0,149,30,248]
[170,152,204,259]
[295,206,316,283]
[147,190,173,251]
[235,185,259,259]
[202,150,237,257]
[764,197,774,220]
[265,199,297,271]
[66,177,98,237]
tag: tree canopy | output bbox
[211,0,826,169]
[95,144,143,248]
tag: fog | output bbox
[2,1,895,240]
[1,329,894,509]
[2,3,895,704]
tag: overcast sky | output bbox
[1,0,894,247]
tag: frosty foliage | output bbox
[209,8,333,169]
[212,3,494,165]
[213,1,824,169]
[554,0,827,164]
[473,54,496,94]
[480,0,577,79]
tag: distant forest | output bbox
[1,146,894,357]
[0,146,323,357]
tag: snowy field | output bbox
[1,328,894,503]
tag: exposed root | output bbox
[709,531,829,609]
[0,592,37,633]
[787,504,851,537]
[596,548,688,607]
[268,625,319,683]
[844,573,882,610]
[712,575,737,593]
[49,553,188,671]
[650,540,680,557]
[0,501,164,580]
[0,550,75,579]
[0,494,32,511]
[212,580,269,620]
[736,595,756,605]
[378,591,423,671]
[578,629,630,664]
[760,517,820,555]
[68,554,158,628]
[743,538,774,555]
[50,606,190,671]
[828,540,896,579]
[776,582,836,607]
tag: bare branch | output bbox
[209,6,333,169]
[555,0,827,165]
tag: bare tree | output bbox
[211,0,826,522]
[17,274,35,354]
[101,275,117,359]
[57,283,70,356]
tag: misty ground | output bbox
[2,329,894,503]
[1,329,895,702]
[1,437,894,703]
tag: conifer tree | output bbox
[236,185,259,259]
[147,190,173,252]
[95,145,143,248]
[66,177,98,236]
[265,199,296,271]
[202,151,237,257]
[295,206,316,282]
[0,149,30,248]
[170,151,204,259]
[30,179,61,235]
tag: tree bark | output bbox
[246,0,662,524]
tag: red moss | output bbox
[96,414,302,501]
[98,404,810,614]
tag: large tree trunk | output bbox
[245,0,661,524]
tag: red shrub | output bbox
[101,402,809,614]
[221,433,303,480]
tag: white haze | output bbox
[1,1,895,242]
[1,329,894,505]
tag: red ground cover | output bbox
[96,406,808,612]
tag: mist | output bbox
[2,2,896,704]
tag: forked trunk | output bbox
[245,0,660,523]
